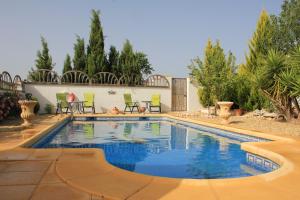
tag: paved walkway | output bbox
[0,115,64,151]
[0,114,300,200]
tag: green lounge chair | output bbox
[83,124,94,139]
[149,94,161,113]
[151,122,160,136]
[56,93,69,114]
[83,92,95,114]
[123,93,139,113]
[123,123,133,137]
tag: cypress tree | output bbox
[119,40,136,79]
[245,10,274,74]
[87,9,105,73]
[107,46,120,77]
[35,36,53,70]
[28,36,54,81]
[103,53,110,72]
[73,36,86,72]
[63,54,72,74]
[87,53,96,77]
[212,41,232,101]
[243,10,274,110]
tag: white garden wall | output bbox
[24,77,203,114]
[187,77,203,112]
[25,84,172,113]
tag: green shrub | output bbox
[197,87,215,107]
[44,104,53,114]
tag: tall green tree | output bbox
[269,0,300,118]
[28,36,54,81]
[63,54,72,74]
[211,41,233,101]
[245,10,274,74]
[189,39,236,107]
[107,46,120,77]
[135,52,153,76]
[34,36,53,70]
[87,9,105,74]
[73,36,86,72]
[271,0,300,53]
[119,40,137,83]
[226,51,237,74]
[189,39,215,107]
[87,52,96,77]
[242,10,275,110]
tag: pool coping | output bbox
[3,114,300,199]
[21,114,295,177]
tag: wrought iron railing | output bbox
[0,71,24,92]
[27,69,170,88]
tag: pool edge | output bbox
[21,114,294,178]
[19,114,294,180]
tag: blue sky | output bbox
[0,0,283,78]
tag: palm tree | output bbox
[256,49,294,120]
[281,47,300,118]
[255,47,300,120]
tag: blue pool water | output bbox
[32,118,276,179]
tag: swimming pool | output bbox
[32,117,279,179]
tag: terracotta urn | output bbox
[111,107,119,114]
[217,101,234,124]
[139,107,146,113]
[18,100,37,127]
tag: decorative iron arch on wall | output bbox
[0,70,24,92]
[117,75,128,85]
[61,70,90,84]
[1,71,13,90]
[13,75,24,91]
[118,74,144,86]
[27,69,170,88]
[30,69,60,83]
[144,74,170,87]
[92,72,119,85]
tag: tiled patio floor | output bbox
[0,115,64,151]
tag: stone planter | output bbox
[217,101,234,124]
[18,100,37,127]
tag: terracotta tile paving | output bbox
[0,114,300,199]
[0,171,44,185]
[40,163,63,184]
[3,161,51,172]
[30,182,91,200]
[0,185,36,200]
